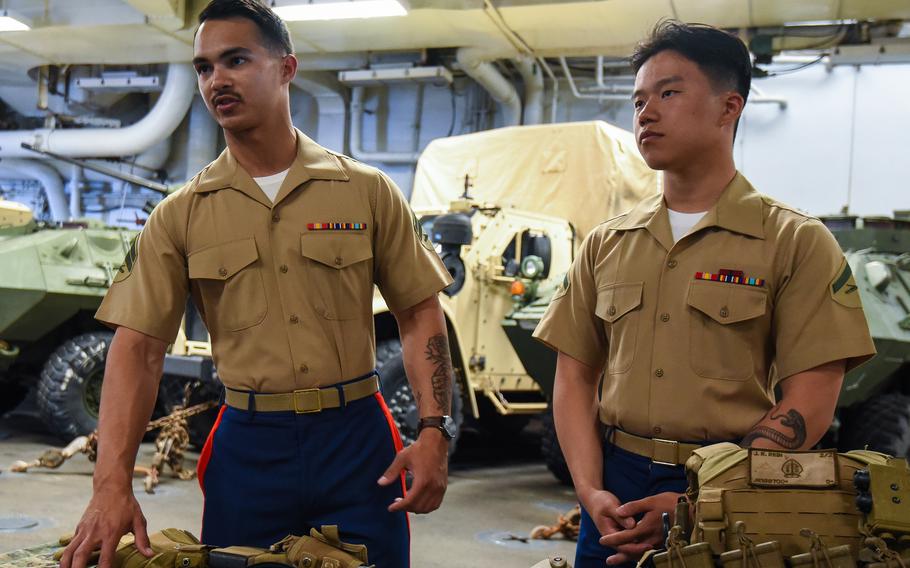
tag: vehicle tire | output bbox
[375,338,403,372]
[840,392,910,459]
[37,332,113,441]
[541,410,572,486]
[155,374,223,450]
[379,353,463,456]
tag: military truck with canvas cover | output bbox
[369,121,658,452]
[0,198,218,447]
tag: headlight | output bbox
[520,255,545,280]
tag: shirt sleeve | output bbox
[372,172,453,312]
[95,195,189,343]
[532,231,607,370]
[772,218,876,381]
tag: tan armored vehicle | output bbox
[370,121,658,450]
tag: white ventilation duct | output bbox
[292,72,347,153]
[515,56,543,124]
[0,64,195,159]
[0,159,68,221]
[456,47,522,127]
[350,86,421,164]
[185,97,219,179]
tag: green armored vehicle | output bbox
[0,198,217,446]
[505,213,910,483]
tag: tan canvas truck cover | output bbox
[410,120,659,242]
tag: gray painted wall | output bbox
[336,62,909,217]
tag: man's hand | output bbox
[598,491,681,565]
[377,428,448,513]
[579,488,635,541]
[59,489,153,568]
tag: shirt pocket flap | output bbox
[300,232,373,269]
[687,280,767,324]
[595,282,644,323]
[188,238,259,280]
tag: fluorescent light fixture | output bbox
[0,10,30,32]
[272,0,408,22]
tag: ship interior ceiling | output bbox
[0,0,905,225]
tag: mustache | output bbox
[211,91,241,105]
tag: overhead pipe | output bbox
[69,164,83,219]
[0,64,195,159]
[0,159,68,221]
[559,57,632,101]
[515,56,543,125]
[292,72,347,153]
[456,47,522,126]
[185,97,219,178]
[349,86,421,164]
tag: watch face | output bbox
[442,415,457,439]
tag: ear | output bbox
[280,53,298,85]
[719,91,745,129]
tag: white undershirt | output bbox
[253,169,290,203]
[668,209,707,243]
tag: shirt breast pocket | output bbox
[686,280,767,380]
[300,232,374,321]
[188,237,267,332]
[595,281,643,374]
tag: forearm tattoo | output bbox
[424,333,453,413]
[741,404,807,449]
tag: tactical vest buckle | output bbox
[293,388,323,413]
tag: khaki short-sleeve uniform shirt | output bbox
[533,172,875,442]
[96,130,452,392]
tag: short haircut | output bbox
[631,20,751,105]
[197,0,294,56]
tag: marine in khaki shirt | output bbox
[96,129,452,392]
[62,4,453,567]
[533,22,876,568]
[534,171,875,442]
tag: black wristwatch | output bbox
[418,416,457,441]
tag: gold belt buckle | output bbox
[293,388,322,414]
[652,438,680,466]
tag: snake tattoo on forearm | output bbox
[741,404,807,449]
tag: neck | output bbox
[224,115,296,177]
[662,151,737,213]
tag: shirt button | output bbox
[334,256,343,266]
[279,264,289,273]
[667,259,678,269]
[271,213,280,223]
[660,313,670,322]
[218,267,227,277]
[289,315,299,324]
[607,305,617,316]
[653,427,662,435]
[655,368,664,378]
[720,306,730,318]
[299,364,309,374]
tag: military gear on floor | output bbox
[788,530,854,568]
[685,443,896,558]
[718,522,785,568]
[48,526,369,568]
[853,458,910,538]
[528,555,571,568]
[650,526,714,568]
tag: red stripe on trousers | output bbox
[197,404,226,493]
[374,392,411,559]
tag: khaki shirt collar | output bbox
[613,172,765,248]
[194,128,349,206]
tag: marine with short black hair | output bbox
[533,21,876,568]
[59,1,454,567]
